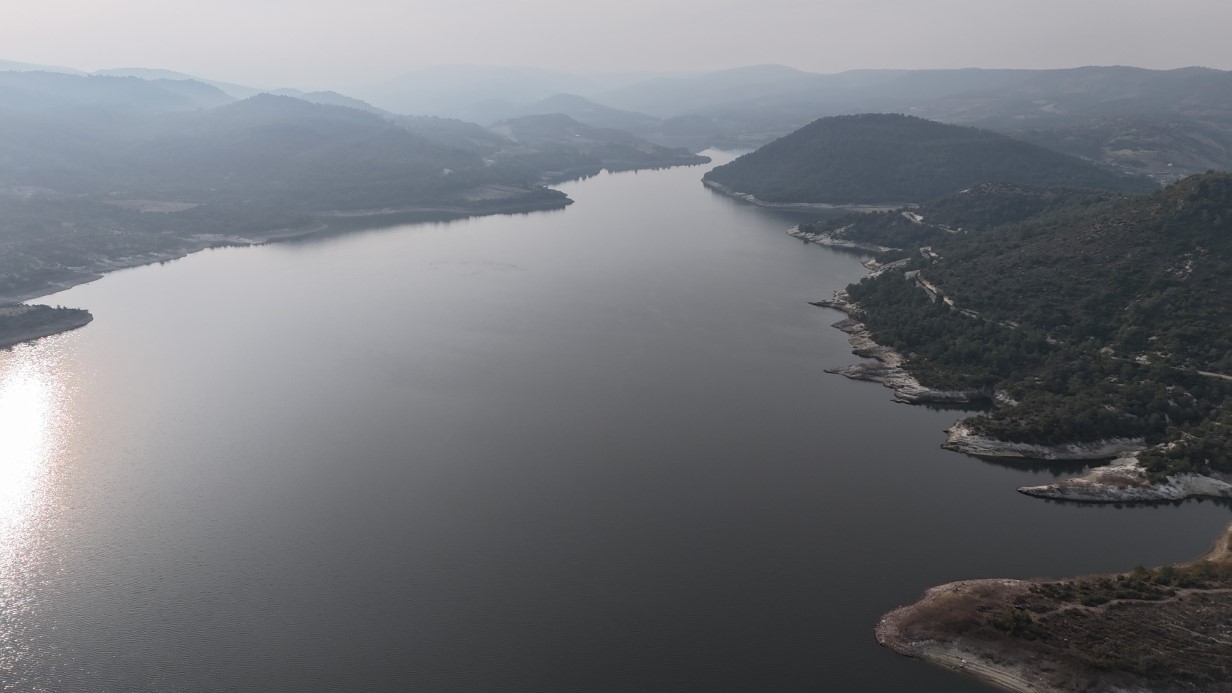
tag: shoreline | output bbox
[810,258,1200,481]
[877,524,1232,692]
[0,194,575,348]
[311,194,572,219]
[875,579,1046,693]
[0,223,334,307]
[1018,453,1232,503]
[701,179,912,212]
[788,224,897,253]
[0,306,94,350]
[813,290,989,405]
[941,423,1145,461]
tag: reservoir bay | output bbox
[1,152,1228,692]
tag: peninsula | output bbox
[877,523,1232,692]
[0,304,92,349]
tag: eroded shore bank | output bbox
[1019,453,1232,503]
[789,224,896,253]
[876,524,1232,693]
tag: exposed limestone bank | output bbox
[942,423,1144,460]
[702,179,911,212]
[1019,453,1232,503]
[787,224,897,253]
[860,257,911,279]
[878,524,1232,693]
[876,579,1046,693]
[812,291,988,405]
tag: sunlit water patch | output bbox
[0,337,77,682]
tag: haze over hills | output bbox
[0,57,84,74]
[6,58,1232,178]
[0,70,714,302]
[94,67,264,99]
[346,63,1232,179]
[350,65,610,121]
[269,88,387,114]
[488,113,709,181]
[0,70,234,113]
[703,114,1156,205]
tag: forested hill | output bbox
[0,72,715,303]
[703,114,1157,204]
[841,172,1232,474]
[922,172,1232,371]
[0,77,565,303]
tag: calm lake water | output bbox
[2,152,1228,692]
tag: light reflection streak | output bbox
[0,338,75,681]
[0,347,62,541]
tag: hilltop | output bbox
[703,114,1156,205]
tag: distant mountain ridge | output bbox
[0,72,710,302]
[703,114,1156,205]
[93,67,263,99]
[0,70,234,113]
[8,59,1231,176]
[489,113,709,181]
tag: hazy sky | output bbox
[5,0,1230,88]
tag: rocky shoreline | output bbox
[810,278,1232,509]
[877,525,1232,692]
[813,290,988,405]
[1019,453,1232,503]
[875,579,1048,693]
[788,224,897,253]
[942,423,1145,461]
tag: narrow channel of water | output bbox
[0,152,1226,691]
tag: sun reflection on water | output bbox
[0,347,65,539]
[0,337,75,680]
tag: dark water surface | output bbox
[2,153,1228,692]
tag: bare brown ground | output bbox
[877,524,1232,692]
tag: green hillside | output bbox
[841,173,1232,476]
[703,114,1156,204]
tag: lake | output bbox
[1,152,1227,692]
